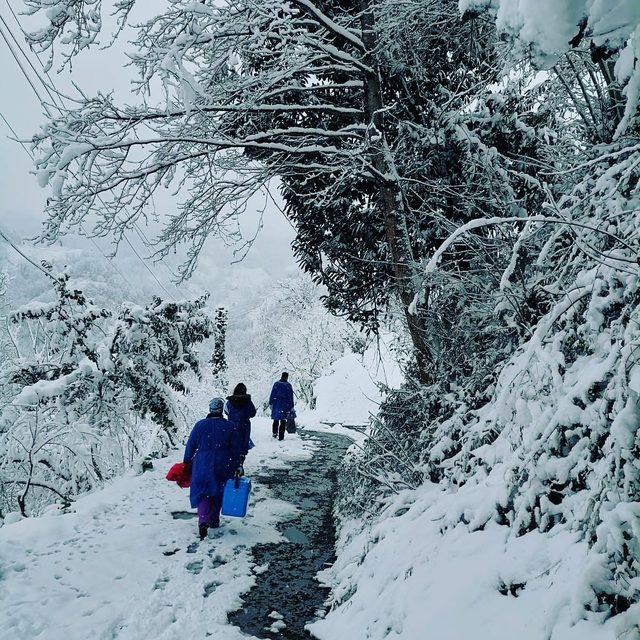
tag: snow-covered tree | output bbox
[228,274,355,408]
[0,268,10,364]
[340,1,640,627]
[210,306,228,388]
[26,0,509,381]
[0,270,212,516]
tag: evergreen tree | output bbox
[210,306,228,388]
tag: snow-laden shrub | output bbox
[0,271,212,517]
[338,55,640,626]
[341,140,640,624]
[443,286,639,612]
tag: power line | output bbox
[122,234,176,298]
[0,107,32,157]
[0,19,48,106]
[0,16,178,300]
[0,28,141,296]
[6,10,182,298]
[2,10,182,298]
[131,222,184,298]
[0,13,60,110]
[0,107,140,291]
[5,10,180,295]
[0,224,56,279]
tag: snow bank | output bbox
[310,342,402,426]
[310,484,626,640]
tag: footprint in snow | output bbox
[209,554,226,568]
[153,575,170,591]
[186,560,203,574]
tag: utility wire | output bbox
[0,16,178,299]
[0,106,139,291]
[0,224,57,279]
[0,13,61,110]
[0,28,140,294]
[3,7,183,297]
[7,9,183,298]
[122,234,176,298]
[5,9,184,299]
[0,107,32,157]
[0,19,47,108]
[3,0,67,111]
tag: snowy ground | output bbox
[0,418,314,640]
[310,483,628,640]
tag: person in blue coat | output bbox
[224,383,257,458]
[183,397,243,540]
[269,372,294,441]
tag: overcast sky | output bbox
[0,0,297,307]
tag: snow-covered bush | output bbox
[0,270,212,516]
[228,274,357,408]
[336,1,640,627]
[432,143,640,617]
[210,306,229,388]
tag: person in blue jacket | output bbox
[183,397,244,540]
[224,383,256,458]
[269,372,294,441]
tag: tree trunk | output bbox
[359,0,431,381]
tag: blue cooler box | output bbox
[221,477,252,517]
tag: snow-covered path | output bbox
[0,419,320,640]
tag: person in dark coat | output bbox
[183,397,243,540]
[269,372,294,441]
[224,383,257,459]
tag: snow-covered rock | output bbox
[2,512,24,526]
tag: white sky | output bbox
[0,0,297,307]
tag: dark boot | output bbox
[199,524,208,540]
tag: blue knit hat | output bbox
[209,397,224,415]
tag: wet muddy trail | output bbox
[229,430,351,639]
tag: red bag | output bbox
[166,462,191,488]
